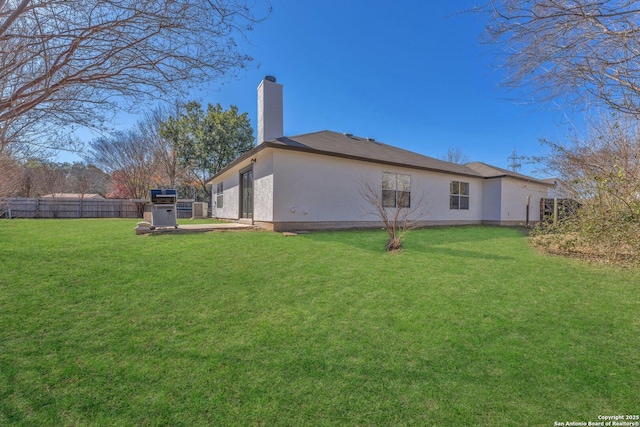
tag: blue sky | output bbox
[62,0,578,176]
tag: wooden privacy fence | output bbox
[0,198,195,219]
[539,198,580,223]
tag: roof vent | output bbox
[343,132,353,138]
[366,137,375,142]
[264,75,276,83]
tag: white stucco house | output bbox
[207,77,553,231]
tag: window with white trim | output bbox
[216,182,223,208]
[450,181,469,210]
[382,172,411,208]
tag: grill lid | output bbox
[150,189,177,204]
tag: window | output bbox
[450,181,469,210]
[382,172,411,208]
[216,182,223,208]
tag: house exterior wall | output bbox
[212,171,239,219]
[211,150,274,222]
[497,178,549,225]
[253,153,274,221]
[211,148,552,230]
[272,150,368,223]
[269,149,485,230]
[482,179,502,222]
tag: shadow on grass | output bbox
[408,225,530,246]
[298,226,522,261]
[412,245,515,261]
[297,229,388,255]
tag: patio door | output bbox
[240,168,253,219]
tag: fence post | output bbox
[553,197,558,225]
[526,196,530,227]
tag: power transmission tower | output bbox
[508,149,522,172]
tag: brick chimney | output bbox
[257,76,283,145]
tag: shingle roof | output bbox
[267,130,482,177]
[465,162,551,184]
[210,130,551,185]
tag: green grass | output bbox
[0,220,638,426]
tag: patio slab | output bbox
[136,222,255,235]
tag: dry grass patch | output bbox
[530,232,640,266]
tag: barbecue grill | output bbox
[148,189,178,229]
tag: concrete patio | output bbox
[135,221,256,235]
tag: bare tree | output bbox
[0,151,22,216]
[544,113,640,215]
[481,1,640,264]
[0,0,269,155]
[358,179,426,251]
[138,103,187,190]
[533,112,640,263]
[67,163,110,196]
[0,152,22,197]
[85,129,159,199]
[482,1,640,116]
[440,147,470,164]
[13,158,69,197]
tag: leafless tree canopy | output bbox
[0,0,268,154]
[440,147,470,164]
[85,129,160,199]
[545,113,640,213]
[532,113,640,264]
[0,157,110,198]
[484,0,640,115]
[0,152,22,196]
[137,104,186,190]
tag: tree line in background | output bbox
[0,156,109,198]
[0,102,254,202]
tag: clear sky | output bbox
[61,0,578,177]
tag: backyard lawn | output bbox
[0,220,638,426]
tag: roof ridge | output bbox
[210,129,552,185]
[305,130,466,166]
[272,130,330,141]
[277,130,483,177]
